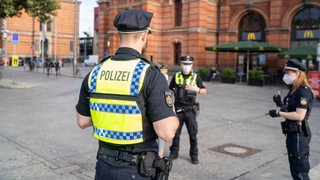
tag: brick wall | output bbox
[1,0,79,60]
[97,0,320,69]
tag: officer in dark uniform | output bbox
[269,59,314,180]
[169,56,207,165]
[76,9,178,180]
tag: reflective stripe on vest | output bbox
[175,72,197,86]
[88,58,150,145]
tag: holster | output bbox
[139,152,157,177]
[280,120,310,136]
[302,121,310,136]
[281,121,288,135]
[192,102,200,114]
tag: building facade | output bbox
[0,0,80,62]
[96,0,320,76]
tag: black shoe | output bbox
[191,158,199,165]
[169,154,178,161]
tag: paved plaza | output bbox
[0,64,319,180]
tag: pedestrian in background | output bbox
[45,60,51,76]
[169,55,207,165]
[269,59,314,179]
[76,9,178,180]
[157,62,169,81]
[54,61,60,77]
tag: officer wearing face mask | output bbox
[168,55,207,165]
[268,59,314,180]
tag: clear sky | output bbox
[79,0,98,37]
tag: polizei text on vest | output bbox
[100,70,131,81]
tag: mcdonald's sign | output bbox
[304,30,313,39]
[296,30,319,40]
[241,32,262,41]
[247,33,256,40]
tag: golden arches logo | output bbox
[303,31,313,39]
[247,33,256,40]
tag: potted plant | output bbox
[197,67,210,81]
[221,68,236,84]
[248,69,264,86]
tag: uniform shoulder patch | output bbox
[300,98,307,105]
[165,91,173,107]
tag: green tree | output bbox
[0,0,60,23]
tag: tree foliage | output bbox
[0,0,60,23]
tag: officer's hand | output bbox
[273,94,283,107]
[185,85,200,93]
[268,109,280,118]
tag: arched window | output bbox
[292,7,320,29]
[237,12,266,74]
[291,7,320,44]
[175,0,182,26]
[291,7,320,70]
[238,12,266,41]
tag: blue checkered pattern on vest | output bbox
[90,102,141,114]
[93,126,143,140]
[89,64,103,93]
[130,60,147,96]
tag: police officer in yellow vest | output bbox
[169,56,207,165]
[76,9,178,180]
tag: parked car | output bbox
[84,55,99,66]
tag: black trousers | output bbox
[95,154,151,180]
[286,132,311,180]
[169,109,198,159]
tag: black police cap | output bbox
[114,9,153,32]
[181,55,194,64]
[284,59,307,72]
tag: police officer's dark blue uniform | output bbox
[169,56,206,165]
[269,59,314,180]
[76,9,178,180]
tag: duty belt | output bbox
[98,146,140,165]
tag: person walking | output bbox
[75,9,178,180]
[269,59,314,180]
[168,55,207,165]
[45,60,51,76]
[54,61,60,77]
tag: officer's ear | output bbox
[142,30,149,41]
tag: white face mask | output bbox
[182,65,192,74]
[282,74,295,85]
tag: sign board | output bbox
[11,56,19,67]
[308,71,320,98]
[12,33,19,44]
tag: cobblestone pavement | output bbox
[0,65,319,180]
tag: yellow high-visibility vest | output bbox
[88,58,150,145]
[175,72,197,86]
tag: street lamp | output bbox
[73,0,78,75]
